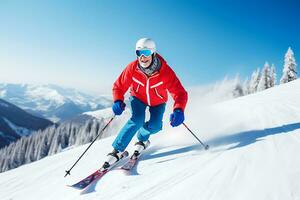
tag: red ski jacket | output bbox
[112,54,188,111]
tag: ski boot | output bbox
[101,149,128,171]
[131,140,150,159]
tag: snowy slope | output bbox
[1,80,300,200]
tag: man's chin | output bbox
[140,63,150,68]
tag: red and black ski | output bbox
[68,151,128,190]
[120,151,141,171]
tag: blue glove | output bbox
[112,100,126,115]
[170,109,185,127]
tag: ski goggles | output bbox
[135,49,154,57]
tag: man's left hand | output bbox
[170,109,185,127]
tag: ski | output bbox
[121,150,141,171]
[69,169,108,190]
[68,151,129,190]
[121,141,150,171]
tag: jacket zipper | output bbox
[146,79,150,105]
[137,70,159,106]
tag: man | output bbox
[102,38,188,169]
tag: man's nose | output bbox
[140,55,147,60]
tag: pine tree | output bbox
[270,64,277,87]
[249,68,261,93]
[36,133,50,160]
[257,62,271,91]
[280,47,297,84]
[16,138,26,166]
[232,74,244,97]
[242,78,251,95]
[48,129,60,155]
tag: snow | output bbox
[25,85,66,110]
[2,118,32,137]
[48,115,61,123]
[83,107,131,121]
[0,89,6,98]
[83,108,115,119]
[1,80,300,200]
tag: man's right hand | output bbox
[112,100,126,115]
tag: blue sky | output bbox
[0,0,299,94]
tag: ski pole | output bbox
[182,123,209,150]
[64,115,116,177]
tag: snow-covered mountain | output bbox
[0,98,53,149]
[0,83,112,122]
[0,79,300,200]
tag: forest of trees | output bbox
[242,47,297,95]
[0,117,109,172]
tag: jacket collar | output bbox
[134,53,167,76]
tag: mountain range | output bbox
[0,98,53,149]
[0,83,112,122]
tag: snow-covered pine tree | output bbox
[10,143,20,168]
[25,136,37,163]
[0,147,9,171]
[249,68,261,93]
[257,62,271,91]
[0,116,114,172]
[68,124,79,146]
[270,64,277,87]
[280,47,297,84]
[36,131,50,160]
[242,77,251,95]
[48,127,61,155]
[232,74,244,97]
[16,139,26,166]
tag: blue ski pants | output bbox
[112,96,166,152]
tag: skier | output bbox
[102,38,188,169]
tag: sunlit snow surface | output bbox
[1,80,300,200]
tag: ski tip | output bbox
[80,185,97,195]
[66,185,81,190]
[120,166,130,171]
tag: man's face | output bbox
[138,54,152,68]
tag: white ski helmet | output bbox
[135,38,156,54]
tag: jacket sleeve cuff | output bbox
[113,91,124,102]
[173,105,184,112]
